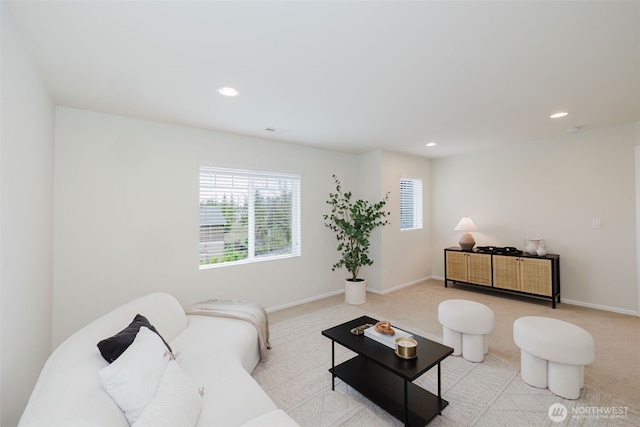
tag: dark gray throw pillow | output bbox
[97,314,173,363]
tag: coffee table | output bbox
[321,316,453,426]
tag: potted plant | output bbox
[324,175,390,304]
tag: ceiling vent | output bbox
[265,127,289,133]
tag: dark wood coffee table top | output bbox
[321,315,453,381]
[322,315,454,425]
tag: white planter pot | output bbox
[344,279,367,305]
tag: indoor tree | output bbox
[323,174,390,282]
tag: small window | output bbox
[400,177,423,230]
[199,165,301,268]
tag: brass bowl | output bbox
[395,337,417,359]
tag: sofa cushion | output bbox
[98,314,172,363]
[194,362,277,427]
[132,360,203,427]
[176,315,261,373]
[169,316,275,426]
[99,327,170,425]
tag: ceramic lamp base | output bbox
[459,232,476,251]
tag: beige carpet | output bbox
[253,280,640,426]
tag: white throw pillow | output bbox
[99,326,170,425]
[132,360,203,427]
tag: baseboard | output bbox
[266,289,344,313]
[562,298,639,317]
[267,278,432,312]
[368,276,432,295]
[267,280,639,317]
[431,277,639,317]
[435,276,638,316]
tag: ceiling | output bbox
[6,1,640,158]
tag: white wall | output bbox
[307,150,432,295]
[52,108,438,346]
[432,123,638,314]
[1,4,55,425]
[380,151,431,292]
[354,151,383,291]
[52,107,363,346]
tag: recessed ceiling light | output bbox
[217,87,239,97]
[550,112,568,119]
[426,142,437,147]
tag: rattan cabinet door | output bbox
[493,255,521,291]
[467,253,492,286]
[520,258,552,296]
[445,251,468,282]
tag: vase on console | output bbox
[525,238,542,255]
[536,240,547,256]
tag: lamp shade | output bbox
[454,216,477,231]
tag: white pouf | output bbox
[513,316,595,399]
[437,299,495,362]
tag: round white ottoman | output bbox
[437,299,495,362]
[513,316,595,399]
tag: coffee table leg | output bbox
[403,379,409,426]
[331,340,335,391]
[438,361,442,414]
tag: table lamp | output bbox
[454,216,477,251]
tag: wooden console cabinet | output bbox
[445,251,492,287]
[444,247,560,308]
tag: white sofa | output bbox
[18,293,298,427]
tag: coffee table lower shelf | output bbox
[330,355,448,426]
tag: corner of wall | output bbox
[635,143,640,316]
[1,5,55,425]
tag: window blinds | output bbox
[400,177,423,230]
[199,166,301,267]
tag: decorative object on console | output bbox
[503,246,522,255]
[454,216,478,251]
[475,245,497,253]
[476,246,523,255]
[536,240,548,256]
[525,238,542,255]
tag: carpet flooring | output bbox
[252,302,639,426]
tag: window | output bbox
[400,177,423,230]
[199,166,301,267]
